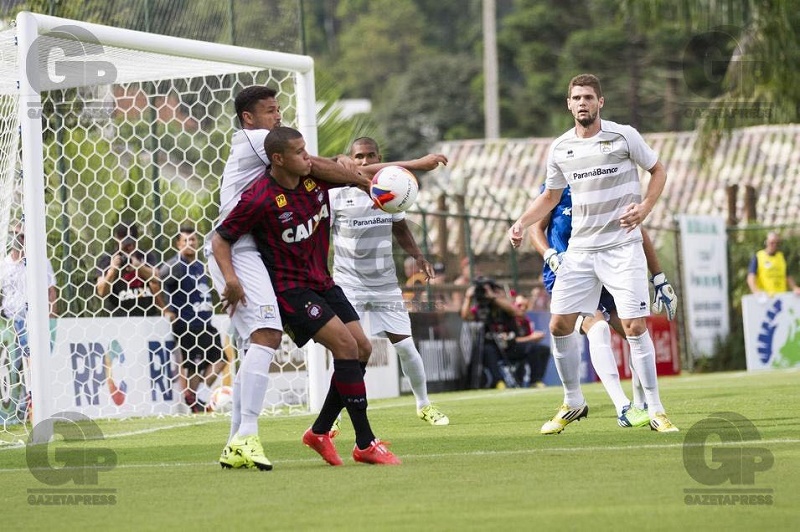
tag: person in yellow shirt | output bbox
[747,232,800,296]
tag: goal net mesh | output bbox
[0,21,312,444]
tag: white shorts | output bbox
[339,284,411,337]
[550,242,650,320]
[207,236,282,339]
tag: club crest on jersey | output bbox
[600,141,613,153]
[276,194,287,208]
[306,303,323,320]
[304,178,316,191]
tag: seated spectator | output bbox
[510,294,550,388]
[95,223,166,317]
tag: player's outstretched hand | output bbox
[416,154,448,171]
[651,272,677,320]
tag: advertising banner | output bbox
[742,293,800,371]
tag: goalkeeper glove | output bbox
[543,248,562,274]
[651,272,677,320]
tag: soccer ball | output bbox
[370,165,419,213]
[208,385,233,412]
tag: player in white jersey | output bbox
[329,137,450,426]
[508,74,678,434]
[210,86,370,470]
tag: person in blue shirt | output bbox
[160,224,225,412]
[530,184,677,430]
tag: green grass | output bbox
[2,370,798,531]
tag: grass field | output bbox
[1,370,798,531]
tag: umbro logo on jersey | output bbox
[317,191,324,203]
[304,178,316,191]
[276,194,287,207]
[278,211,294,224]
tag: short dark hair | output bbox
[568,73,603,99]
[350,136,380,155]
[175,223,195,242]
[113,222,139,240]
[234,86,278,123]
[264,126,303,162]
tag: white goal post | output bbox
[0,12,333,433]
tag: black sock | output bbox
[311,375,344,435]
[333,359,374,449]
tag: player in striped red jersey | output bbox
[213,127,401,466]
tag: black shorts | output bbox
[276,285,359,348]
[172,321,223,373]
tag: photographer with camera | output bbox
[95,223,167,317]
[460,276,522,389]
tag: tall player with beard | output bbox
[329,137,450,428]
[508,74,678,435]
[213,127,401,466]
[209,87,370,470]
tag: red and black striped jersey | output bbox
[217,174,340,292]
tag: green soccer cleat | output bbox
[618,404,650,428]
[649,413,680,433]
[540,403,589,435]
[228,434,273,471]
[417,404,450,426]
[219,443,248,469]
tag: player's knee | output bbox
[356,337,372,363]
[549,315,576,336]
[329,333,359,361]
[622,318,647,337]
[250,328,282,349]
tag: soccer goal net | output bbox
[0,12,341,444]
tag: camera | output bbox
[472,276,500,305]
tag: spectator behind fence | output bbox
[747,232,800,298]
[513,294,551,388]
[95,223,166,317]
[460,276,521,389]
[0,223,58,421]
[159,224,225,413]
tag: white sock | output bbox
[236,343,274,437]
[228,369,242,443]
[552,332,584,408]
[630,367,646,410]
[586,321,629,414]
[195,382,212,405]
[627,332,664,417]
[394,337,430,409]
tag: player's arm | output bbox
[362,154,448,175]
[508,188,562,248]
[392,220,434,280]
[310,155,371,190]
[460,285,476,321]
[620,160,667,231]
[96,254,124,297]
[643,228,678,320]
[529,211,563,273]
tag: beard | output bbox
[575,109,598,127]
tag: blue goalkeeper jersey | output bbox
[540,184,572,293]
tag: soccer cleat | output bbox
[228,434,273,471]
[540,403,589,435]
[302,428,344,466]
[417,404,450,426]
[219,443,249,469]
[328,416,341,439]
[352,439,402,465]
[649,413,679,433]
[618,404,650,428]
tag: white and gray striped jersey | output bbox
[545,119,658,252]
[329,186,404,290]
[206,128,269,256]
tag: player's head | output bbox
[567,73,604,128]
[175,223,198,259]
[350,137,382,166]
[264,127,311,177]
[234,86,281,131]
